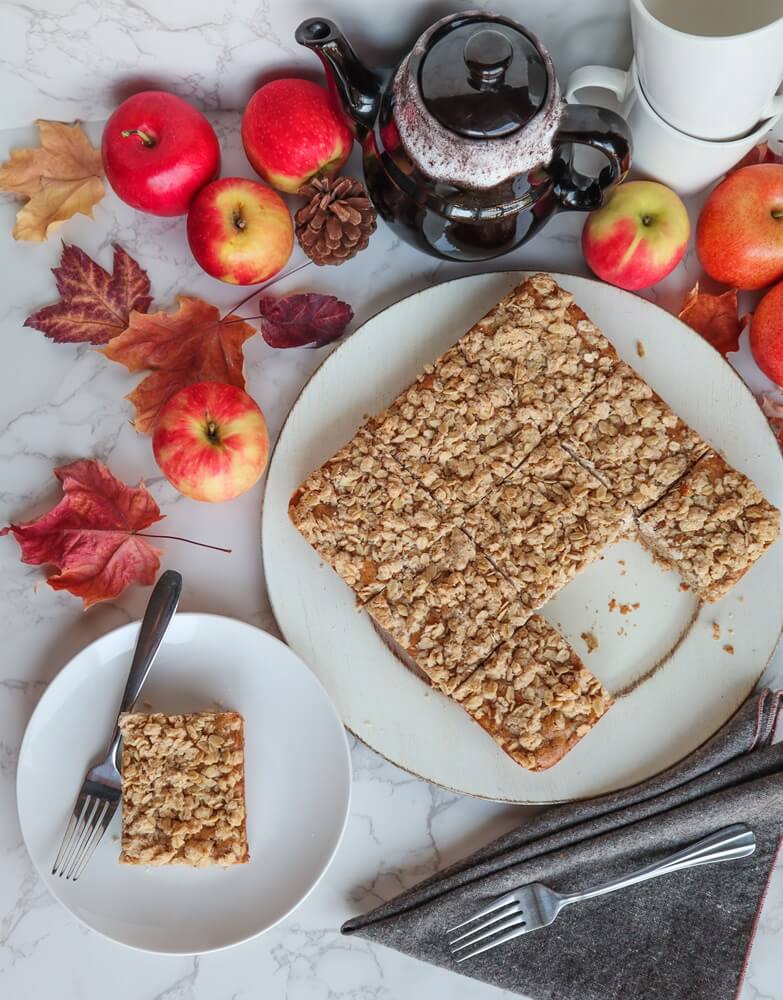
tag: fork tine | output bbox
[454,922,531,963]
[62,797,100,879]
[450,901,520,945]
[69,801,115,881]
[451,910,526,953]
[53,792,91,878]
[447,891,518,933]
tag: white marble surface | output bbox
[1,9,783,999]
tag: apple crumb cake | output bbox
[289,273,780,771]
[119,711,249,867]
[637,452,781,603]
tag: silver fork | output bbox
[449,823,756,962]
[51,570,182,881]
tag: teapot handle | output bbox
[546,103,632,211]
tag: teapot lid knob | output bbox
[463,30,513,89]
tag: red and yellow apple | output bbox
[186,176,293,284]
[750,280,783,387]
[697,164,783,290]
[582,181,690,291]
[152,382,269,502]
[241,78,353,193]
[102,91,220,216]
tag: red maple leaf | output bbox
[1,459,164,608]
[257,292,353,348]
[678,283,744,357]
[24,243,152,344]
[101,296,256,434]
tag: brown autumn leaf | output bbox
[0,459,163,609]
[678,282,743,357]
[0,120,105,241]
[257,292,353,348]
[759,393,783,450]
[24,242,152,344]
[101,296,256,434]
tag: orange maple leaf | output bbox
[678,283,744,357]
[0,120,104,241]
[1,460,163,609]
[101,296,256,434]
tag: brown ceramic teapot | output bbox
[296,10,632,261]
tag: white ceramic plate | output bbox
[262,271,783,804]
[16,613,351,954]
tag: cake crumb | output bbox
[636,340,646,358]
[619,602,640,615]
[679,582,691,591]
[723,644,735,655]
[617,626,627,637]
[618,559,625,566]
[712,622,721,641]
[608,598,617,612]
[581,631,599,654]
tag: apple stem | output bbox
[773,209,783,220]
[641,214,654,226]
[138,532,232,554]
[120,128,156,147]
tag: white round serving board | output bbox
[262,271,783,803]
[16,614,351,954]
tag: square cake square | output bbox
[364,529,530,695]
[637,452,780,603]
[458,272,619,430]
[119,711,249,867]
[288,427,450,602]
[462,438,632,609]
[560,361,709,513]
[367,344,542,515]
[453,615,613,771]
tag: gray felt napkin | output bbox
[342,689,783,1000]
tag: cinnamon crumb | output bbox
[581,631,599,654]
[679,582,690,591]
[712,622,721,641]
[723,644,734,655]
[636,340,646,358]
[618,559,625,566]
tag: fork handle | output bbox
[106,570,182,764]
[562,824,756,908]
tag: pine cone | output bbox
[295,175,377,266]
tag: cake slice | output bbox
[119,711,249,867]
[637,452,780,602]
[462,437,632,609]
[454,616,613,771]
[560,361,709,514]
[288,427,451,602]
[364,529,531,695]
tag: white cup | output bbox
[631,0,783,140]
[566,62,782,197]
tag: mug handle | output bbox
[545,100,632,212]
[565,65,631,104]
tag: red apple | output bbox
[750,279,783,386]
[186,177,293,284]
[102,91,220,216]
[153,382,269,502]
[241,79,353,194]
[697,164,783,290]
[582,181,690,291]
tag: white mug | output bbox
[631,0,783,140]
[566,62,782,197]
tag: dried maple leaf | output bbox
[759,393,783,449]
[1,460,163,609]
[257,292,353,348]
[678,283,743,357]
[0,120,105,241]
[24,242,152,345]
[101,296,256,434]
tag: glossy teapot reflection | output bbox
[296,11,632,262]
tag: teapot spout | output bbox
[295,18,381,140]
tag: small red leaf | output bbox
[678,282,743,357]
[257,293,353,349]
[1,459,164,608]
[759,392,783,450]
[24,242,152,345]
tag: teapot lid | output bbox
[391,11,562,191]
[419,17,547,139]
